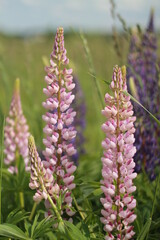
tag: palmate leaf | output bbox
[30,213,57,239]
[64,221,87,240]
[6,208,29,225]
[0,223,31,239]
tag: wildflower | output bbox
[101,66,137,239]
[71,75,86,164]
[28,135,63,223]
[4,78,30,174]
[127,10,160,179]
[42,27,77,218]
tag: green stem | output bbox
[15,150,25,209]
[47,192,63,224]
[29,202,37,221]
[0,118,5,224]
[19,191,24,209]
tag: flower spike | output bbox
[4,78,30,174]
[42,27,77,218]
[101,66,137,239]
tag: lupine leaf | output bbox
[31,213,57,239]
[6,208,29,224]
[0,223,31,239]
[64,221,87,240]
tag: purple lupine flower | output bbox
[127,11,160,179]
[42,27,77,218]
[4,78,30,174]
[71,75,86,164]
[101,66,137,239]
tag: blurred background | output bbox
[0,0,160,179]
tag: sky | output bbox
[0,0,159,35]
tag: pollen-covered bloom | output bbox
[42,27,77,218]
[4,79,30,174]
[100,66,137,239]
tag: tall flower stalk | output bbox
[41,27,77,218]
[101,66,137,239]
[127,11,160,179]
[4,78,30,174]
[28,135,63,223]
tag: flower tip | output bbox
[28,135,35,148]
[14,78,20,93]
[57,27,64,34]
[121,65,126,79]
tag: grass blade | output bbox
[123,91,160,126]
[80,32,104,108]
[137,217,152,240]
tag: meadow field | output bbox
[1,30,160,239]
[0,32,131,179]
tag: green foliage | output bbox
[0,223,31,239]
[64,221,87,240]
[6,208,29,225]
[25,213,57,239]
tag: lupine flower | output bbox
[42,27,77,218]
[127,11,160,179]
[4,78,30,174]
[101,66,137,239]
[28,135,63,223]
[71,75,86,164]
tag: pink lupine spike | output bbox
[101,65,137,239]
[42,27,77,219]
[28,135,63,224]
[4,78,30,173]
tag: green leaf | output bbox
[31,213,57,239]
[64,221,87,240]
[0,223,31,239]
[93,188,102,196]
[137,218,152,240]
[58,221,66,235]
[6,208,29,225]
[30,213,39,237]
